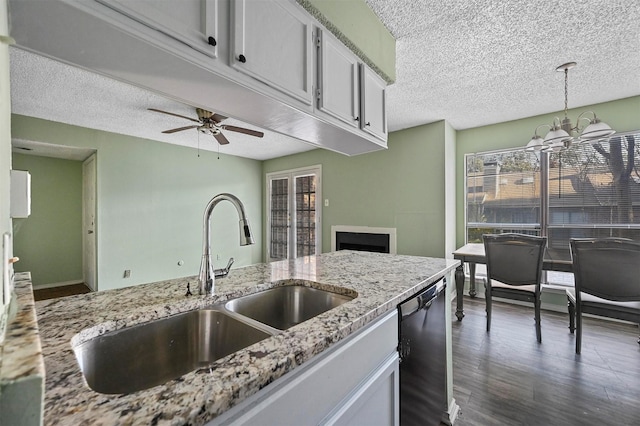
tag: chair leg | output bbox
[575,305,582,355]
[567,297,575,334]
[535,294,541,343]
[485,281,492,333]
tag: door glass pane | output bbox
[295,175,316,257]
[270,178,288,261]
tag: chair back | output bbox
[483,233,547,286]
[570,238,640,302]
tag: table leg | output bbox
[468,263,477,298]
[455,263,465,321]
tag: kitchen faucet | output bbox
[198,193,254,295]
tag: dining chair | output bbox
[483,233,547,343]
[567,237,640,354]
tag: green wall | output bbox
[456,95,640,248]
[11,115,264,291]
[264,121,450,258]
[12,154,83,287]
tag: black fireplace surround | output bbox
[335,232,390,254]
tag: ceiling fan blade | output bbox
[211,113,227,124]
[221,125,264,138]
[148,108,200,123]
[162,125,199,134]
[214,132,230,145]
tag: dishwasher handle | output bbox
[399,278,445,319]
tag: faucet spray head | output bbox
[239,219,255,246]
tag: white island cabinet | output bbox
[211,310,399,426]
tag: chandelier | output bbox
[526,62,615,152]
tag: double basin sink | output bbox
[73,284,355,394]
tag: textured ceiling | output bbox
[365,0,640,132]
[10,0,640,161]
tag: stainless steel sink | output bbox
[74,284,355,394]
[225,285,354,330]
[73,309,272,394]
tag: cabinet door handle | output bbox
[88,230,94,234]
[354,116,360,121]
[365,122,371,126]
[208,36,217,47]
[238,54,247,63]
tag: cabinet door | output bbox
[360,64,387,141]
[96,0,219,58]
[317,29,360,128]
[321,353,399,426]
[232,0,313,105]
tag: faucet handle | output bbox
[225,257,235,270]
[214,257,235,278]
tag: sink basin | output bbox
[73,309,272,394]
[225,285,354,330]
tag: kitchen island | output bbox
[13,250,458,424]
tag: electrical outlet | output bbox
[324,199,329,207]
[123,269,131,278]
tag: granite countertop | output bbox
[23,251,458,425]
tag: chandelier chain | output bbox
[564,68,569,118]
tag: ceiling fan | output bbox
[148,107,264,145]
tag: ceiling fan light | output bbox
[581,120,615,140]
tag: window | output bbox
[465,131,640,285]
[267,166,322,261]
[466,149,542,241]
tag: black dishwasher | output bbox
[397,277,447,426]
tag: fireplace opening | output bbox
[335,232,390,254]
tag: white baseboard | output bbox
[33,280,84,290]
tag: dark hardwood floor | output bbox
[33,283,91,301]
[451,297,640,426]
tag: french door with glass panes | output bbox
[267,166,322,261]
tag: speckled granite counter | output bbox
[31,251,458,425]
[0,272,45,424]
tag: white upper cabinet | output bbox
[360,64,387,141]
[96,0,220,58]
[317,29,360,129]
[232,0,313,105]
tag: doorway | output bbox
[266,165,322,261]
[11,140,97,291]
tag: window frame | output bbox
[266,165,322,261]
